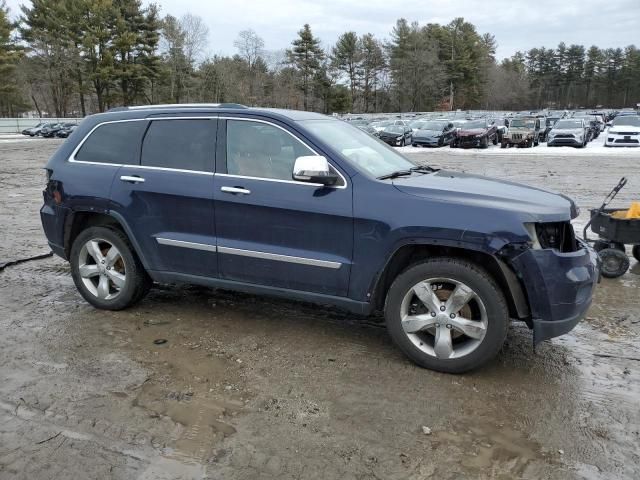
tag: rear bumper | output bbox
[40,200,70,260]
[510,239,599,344]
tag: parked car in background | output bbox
[40,104,599,373]
[451,118,498,148]
[547,119,589,148]
[56,124,78,138]
[489,117,509,143]
[411,120,455,147]
[379,125,413,146]
[21,122,52,136]
[543,117,560,142]
[40,123,66,138]
[371,119,409,133]
[573,115,599,140]
[605,115,640,147]
[501,117,541,148]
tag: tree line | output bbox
[1,0,639,117]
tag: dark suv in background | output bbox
[41,104,599,373]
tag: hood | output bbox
[457,128,487,137]
[392,170,578,222]
[414,129,442,137]
[551,128,583,134]
[379,130,403,137]
[610,125,640,132]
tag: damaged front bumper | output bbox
[509,239,600,344]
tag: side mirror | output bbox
[293,156,338,186]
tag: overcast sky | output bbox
[5,0,639,59]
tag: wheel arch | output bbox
[370,241,530,321]
[64,209,150,270]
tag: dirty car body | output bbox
[502,116,541,148]
[451,118,498,148]
[40,105,599,372]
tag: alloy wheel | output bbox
[78,238,126,300]
[399,278,488,359]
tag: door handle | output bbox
[120,175,145,183]
[221,186,251,195]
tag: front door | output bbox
[109,118,218,278]
[213,118,353,297]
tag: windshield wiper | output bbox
[377,170,412,180]
[410,165,439,173]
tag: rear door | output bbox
[213,117,353,297]
[109,117,218,278]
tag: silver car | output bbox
[547,119,589,148]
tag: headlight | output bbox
[396,136,403,140]
[524,223,542,250]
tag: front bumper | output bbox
[509,239,599,344]
[413,138,441,146]
[457,136,482,148]
[548,137,582,147]
[605,134,639,146]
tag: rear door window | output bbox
[141,119,215,172]
[75,121,146,165]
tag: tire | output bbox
[598,248,630,278]
[450,140,457,148]
[480,136,489,149]
[632,245,640,263]
[492,134,498,145]
[500,142,507,149]
[70,226,151,310]
[534,136,539,146]
[384,257,509,373]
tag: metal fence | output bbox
[0,118,83,134]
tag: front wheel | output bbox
[632,245,640,263]
[70,226,151,310]
[384,258,509,373]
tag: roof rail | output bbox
[107,103,247,112]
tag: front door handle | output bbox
[120,175,145,183]
[221,186,251,195]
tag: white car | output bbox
[605,116,640,147]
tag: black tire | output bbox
[492,134,498,145]
[534,136,539,146]
[70,226,151,310]
[598,248,630,278]
[480,136,489,149]
[632,245,640,263]
[500,142,507,149]
[384,257,509,373]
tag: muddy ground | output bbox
[1,138,639,480]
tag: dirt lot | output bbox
[1,138,639,480]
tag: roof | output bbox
[103,104,329,122]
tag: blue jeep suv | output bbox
[40,104,599,373]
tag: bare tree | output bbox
[234,29,264,69]
[180,14,209,66]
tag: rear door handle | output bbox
[221,186,251,195]
[120,175,145,183]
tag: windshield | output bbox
[384,126,404,134]
[613,116,640,127]
[371,120,392,128]
[412,121,446,130]
[349,119,369,126]
[462,120,487,129]
[300,119,414,178]
[510,119,534,128]
[546,118,559,126]
[555,120,583,129]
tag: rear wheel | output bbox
[384,258,509,373]
[598,248,630,278]
[70,226,151,310]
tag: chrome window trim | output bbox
[68,117,217,175]
[67,115,349,188]
[218,246,342,269]
[221,116,348,189]
[156,237,218,252]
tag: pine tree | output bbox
[0,1,26,116]
[331,31,361,111]
[287,24,324,110]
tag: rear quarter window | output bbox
[74,121,147,165]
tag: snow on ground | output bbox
[0,134,47,144]
[397,129,639,157]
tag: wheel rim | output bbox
[78,238,126,300]
[400,278,488,359]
